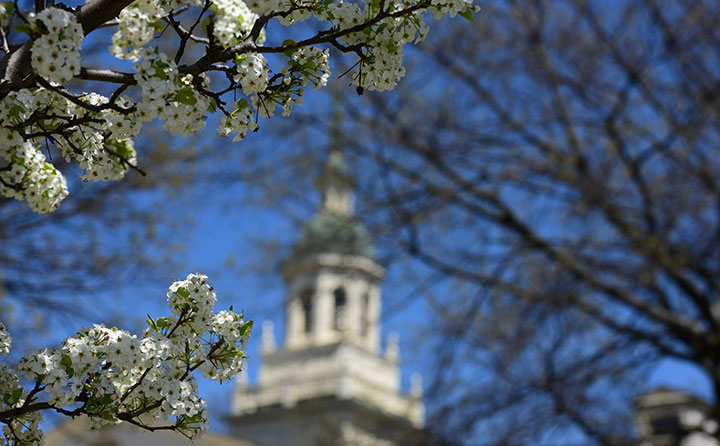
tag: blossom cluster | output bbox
[290,47,331,91]
[218,104,257,141]
[111,0,199,61]
[234,53,269,96]
[58,94,141,182]
[319,1,429,91]
[2,0,477,214]
[211,0,256,48]
[0,273,251,446]
[134,49,211,136]
[0,141,68,213]
[0,362,36,446]
[30,8,83,83]
[0,87,140,211]
[218,45,330,139]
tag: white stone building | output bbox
[636,388,719,446]
[228,150,427,445]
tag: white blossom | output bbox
[0,324,11,357]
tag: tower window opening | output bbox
[300,289,314,333]
[333,288,347,331]
[361,293,370,337]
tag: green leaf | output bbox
[151,20,163,32]
[12,388,21,401]
[60,354,74,378]
[183,411,204,424]
[153,60,170,79]
[176,287,190,298]
[201,16,212,34]
[1,2,13,14]
[156,317,170,330]
[207,98,217,113]
[8,104,22,119]
[116,141,133,158]
[281,39,296,57]
[147,314,158,331]
[107,139,133,158]
[459,7,474,22]
[239,320,253,337]
[153,66,168,79]
[13,23,32,35]
[174,87,198,106]
[371,0,381,14]
[40,121,61,131]
[236,98,249,111]
[3,388,21,406]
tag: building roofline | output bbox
[281,253,385,281]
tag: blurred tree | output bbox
[233,0,720,444]
[0,130,212,353]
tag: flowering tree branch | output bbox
[0,273,252,446]
[0,0,477,214]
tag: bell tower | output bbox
[283,149,381,354]
[230,151,426,446]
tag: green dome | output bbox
[293,211,375,259]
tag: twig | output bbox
[77,67,135,85]
[38,77,135,114]
[103,145,147,176]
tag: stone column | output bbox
[286,292,302,349]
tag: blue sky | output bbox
[7,1,718,442]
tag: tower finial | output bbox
[411,373,423,398]
[316,148,355,216]
[313,88,356,216]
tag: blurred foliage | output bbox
[227,0,720,444]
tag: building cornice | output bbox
[281,253,385,281]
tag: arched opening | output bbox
[333,287,346,331]
[300,288,313,333]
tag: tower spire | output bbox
[316,149,355,216]
[315,94,355,216]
